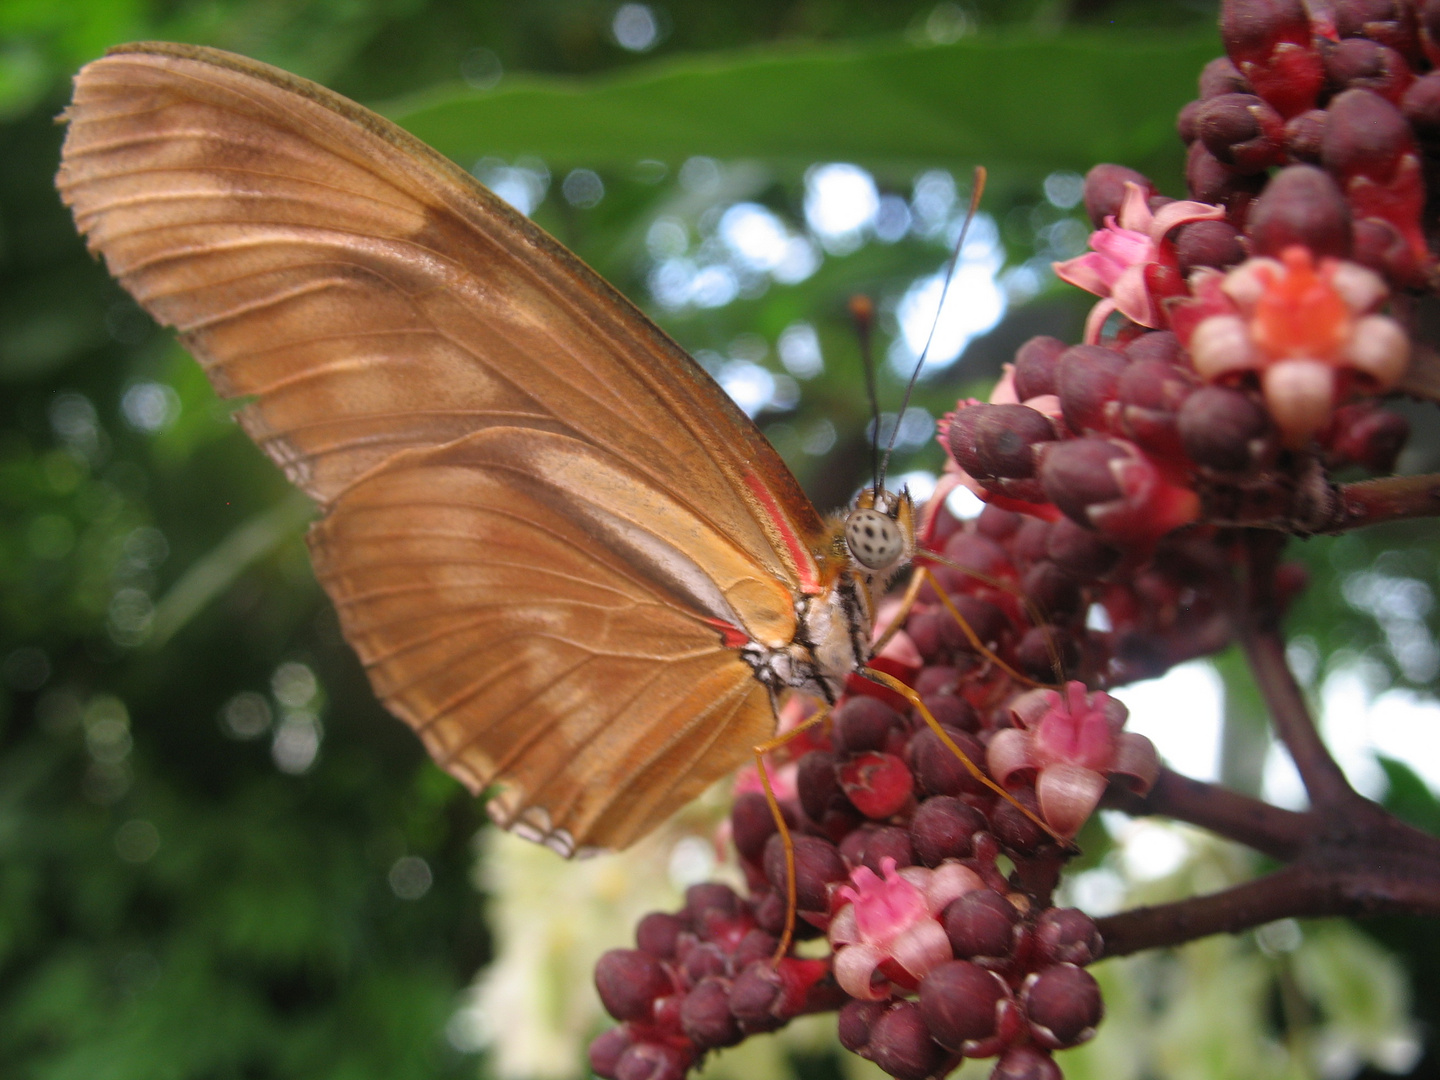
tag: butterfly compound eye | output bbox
[845,507,906,571]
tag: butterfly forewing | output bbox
[58,42,826,851]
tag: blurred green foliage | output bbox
[4,0,1440,1077]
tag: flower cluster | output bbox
[589,1,1433,1077]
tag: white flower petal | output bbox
[892,918,953,980]
[1345,314,1410,389]
[834,943,891,1001]
[1190,315,1258,381]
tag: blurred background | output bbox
[3,1,1440,1077]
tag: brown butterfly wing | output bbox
[58,42,821,851]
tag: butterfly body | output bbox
[57,42,918,858]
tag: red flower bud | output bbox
[1082,164,1155,228]
[1247,164,1352,258]
[1023,964,1103,1049]
[1196,92,1288,171]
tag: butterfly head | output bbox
[843,487,915,580]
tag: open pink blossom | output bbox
[988,682,1158,839]
[1053,182,1224,343]
[1174,246,1410,448]
[828,857,983,1000]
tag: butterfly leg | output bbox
[861,666,1070,848]
[908,562,1065,688]
[751,703,832,963]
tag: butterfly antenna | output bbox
[848,294,882,497]
[876,165,987,496]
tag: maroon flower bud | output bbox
[945,407,986,476]
[732,928,778,969]
[914,665,958,698]
[1326,402,1410,472]
[1015,624,1078,682]
[923,690,979,733]
[1324,88,1414,182]
[1199,55,1254,98]
[918,960,1009,1050]
[992,1045,1064,1080]
[1402,70,1440,141]
[1035,908,1104,966]
[1323,37,1413,101]
[797,750,840,824]
[1336,0,1422,64]
[1221,0,1323,118]
[1117,359,1200,458]
[1196,92,1287,171]
[908,725,989,799]
[1012,518,1052,566]
[834,696,903,755]
[1082,164,1154,227]
[910,795,986,865]
[687,883,741,921]
[1012,335,1067,400]
[942,888,1021,960]
[858,825,916,873]
[976,504,1022,540]
[839,751,915,819]
[1177,98,1202,144]
[1173,218,1246,273]
[683,941,729,982]
[1125,329,1187,365]
[1038,439,1126,524]
[1352,216,1424,285]
[1046,517,1121,580]
[596,950,672,1022]
[762,833,847,910]
[970,404,1057,478]
[735,957,836,1030]
[838,998,889,1054]
[1021,561,1083,620]
[681,977,743,1049]
[1185,141,1266,226]
[589,1027,631,1079]
[637,912,685,959]
[731,791,781,864]
[1056,344,1127,435]
[904,610,948,662]
[1246,164,1352,258]
[1426,0,1440,52]
[728,963,787,1032]
[868,1001,946,1080]
[615,1042,691,1080]
[947,594,1009,651]
[1023,964,1104,1049]
[1178,385,1274,472]
[990,785,1049,853]
[1283,108,1327,162]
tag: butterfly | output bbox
[57,42,922,859]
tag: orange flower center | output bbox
[1250,246,1352,361]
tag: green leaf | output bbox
[391,30,1217,185]
[1378,755,1440,836]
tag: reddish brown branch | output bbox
[1241,624,1356,808]
[1327,474,1440,532]
[1103,768,1308,861]
[1097,807,1440,956]
[1241,535,1356,809]
[1201,472,1440,535]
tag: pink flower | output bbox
[1053,183,1224,343]
[1177,246,1410,448]
[828,858,983,1000]
[988,682,1158,839]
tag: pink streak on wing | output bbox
[743,470,822,594]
